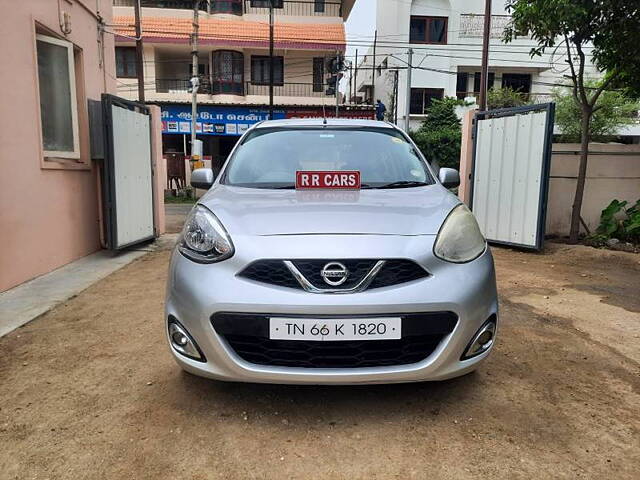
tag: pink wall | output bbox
[0,0,116,292]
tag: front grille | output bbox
[238,259,428,291]
[212,312,457,369]
[223,335,443,368]
[292,259,377,290]
[239,260,300,289]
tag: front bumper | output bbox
[165,234,498,385]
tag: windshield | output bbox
[221,128,434,189]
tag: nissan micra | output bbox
[166,119,498,384]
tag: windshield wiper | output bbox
[374,180,430,189]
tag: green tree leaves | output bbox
[409,98,463,169]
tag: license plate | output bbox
[269,317,401,341]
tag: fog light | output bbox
[462,319,496,360]
[172,331,189,346]
[168,320,205,362]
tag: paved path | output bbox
[165,203,193,233]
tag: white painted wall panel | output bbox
[472,111,548,248]
[111,105,154,247]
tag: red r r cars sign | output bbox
[295,171,361,190]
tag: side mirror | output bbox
[191,168,214,190]
[438,168,460,189]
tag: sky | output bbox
[345,0,377,60]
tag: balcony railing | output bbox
[154,78,332,97]
[458,14,512,39]
[113,0,342,16]
[156,78,213,94]
[455,91,554,104]
[246,81,332,97]
[244,0,342,16]
[113,0,196,9]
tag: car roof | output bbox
[252,118,396,129]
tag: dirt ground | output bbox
[1,242,639,479]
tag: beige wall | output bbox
[547,144,640,237]
[0,0,116,292]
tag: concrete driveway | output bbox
[0,243,638,479]
[165,203,193,234]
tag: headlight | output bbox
[178,205,234,263]
[434,204,486,263]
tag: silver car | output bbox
[166,119,498,384]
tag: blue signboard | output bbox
[161,105,286,136]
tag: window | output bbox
[251,56,284,85]
[313,57,324,92]
[36,34,80,159]
[187,64,207,76]
[473,72,496,94]
[314,0,325,13]
[250,0,283,7]
[410,88,444,114]
[209,0,242,14]
[502,73,532,93]
[456,72,469,99]
[409,16,448,44]
[115,46,137,78]
[212,50,244,95]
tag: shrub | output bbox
[587,199,640,246]
[409,97,463,169]
[553,82,640,142]
[487,87,530,110]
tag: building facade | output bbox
[349,0,610,131]
[112,0,370,172]
[0,0,117,292]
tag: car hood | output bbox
[199,184,460,236]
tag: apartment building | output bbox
[113,0,370,168]
[350,0,604,131]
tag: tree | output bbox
[504,0,640,243]
[409,97,463,169]
[553,81,640,142]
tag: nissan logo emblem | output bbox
[320,262,349,286]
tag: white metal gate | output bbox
[102,95,155,250]
[470,103,555,250]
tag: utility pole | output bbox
[133,0,145,103]
[269,0,275,118]
[335,53,340,117]
[371,29,377,105]
[403,48,413,132]
[478,0,492,111]
[354,49,358,104]
[349,63,353,103]
[190,0,200,161]
[393,69,399,125]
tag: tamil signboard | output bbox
[160,105,375,136]
[161,106,285,136]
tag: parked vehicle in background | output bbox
[165,119,498,384]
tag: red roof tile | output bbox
[113,16,346,51]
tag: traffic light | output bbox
[327,56,345,75]
[326,75,338,96]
